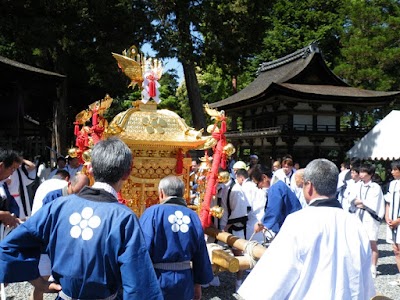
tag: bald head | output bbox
[294,168,305,188]
[68,173,90,195]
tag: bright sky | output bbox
[141,43,184,84]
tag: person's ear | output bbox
[303,181,312,197]
[159,189,164,202]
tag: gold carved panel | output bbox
[121,152,192,217]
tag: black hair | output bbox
[250,164,273,183]
[359,162,375,176]
[236,168,249,179]
[0,148,22,168]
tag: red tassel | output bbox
[176,149,183,174]
[92,112,98,126]
[84,134,89,147]
[212,184,216,195]
[74,122,80,136]
[221,153,227,169]
[148,80,156,98]
[221,120,226,133]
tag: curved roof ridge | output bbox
[258,42,319,73]
[0,55,65,78]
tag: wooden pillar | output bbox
[310,104,321,132]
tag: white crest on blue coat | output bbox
[168,210,191,233]
[69,207,101,240]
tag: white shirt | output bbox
[342,179,360,212]
[7,167,36,219]
[355,180,385,220]
[246,187,267,242]
[92,182,118,199]
[271,168,296,188]
[238,206,375,300]
[37,163,50,183]
[337,169,350,190]
[31,178,69,215]
[384,179,400,243]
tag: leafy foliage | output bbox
[0,0,149,114]
[334,0,400,91]
[334,0,400,130]
[254,0,344,67]
[2,0,400,141]
[199,0,273,92]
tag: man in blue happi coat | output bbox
[140,175,214,300]
[0,138,162,299]
[251,164,302,236]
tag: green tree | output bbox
[0,0,150,150]
[199,0,273,93]
[335,0,400,91]
[335,0,400,130]
[254,0,344,67]
[157,69,181,114]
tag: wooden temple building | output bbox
[209,43,400,166]
[0,55,66,159]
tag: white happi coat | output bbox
[31,178,68,215]
[271,168,296,188]
[342,179,360,213]
[246,187,267,242]
[238,202,375,300]
[385,179,400,244]
[224,181,248,239]
[7,167,36,219]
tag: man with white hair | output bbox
[140,175,213,300]
[239,159,375,300]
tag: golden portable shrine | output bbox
[70,46,266,274]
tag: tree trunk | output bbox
[232,75,237,94]
[174,2,206,131]
[53,78,68,158]
[182,61,206,130]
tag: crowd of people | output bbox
[193,152,400,298]
[0,139,212,300]
[1,140,400,299]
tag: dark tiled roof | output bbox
[0,55,65,78]
[210,44,400,108]
[278,83,400,99]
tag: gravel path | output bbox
[3,224,400,299]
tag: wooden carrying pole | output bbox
[205,227,266,260]
[211,249,239,273]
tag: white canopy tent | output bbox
[347,110,400,160]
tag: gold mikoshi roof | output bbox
[105,101,207,150]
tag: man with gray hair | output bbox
[140,175,213,300]
[239,158,375,299]
[0,138,162,299]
